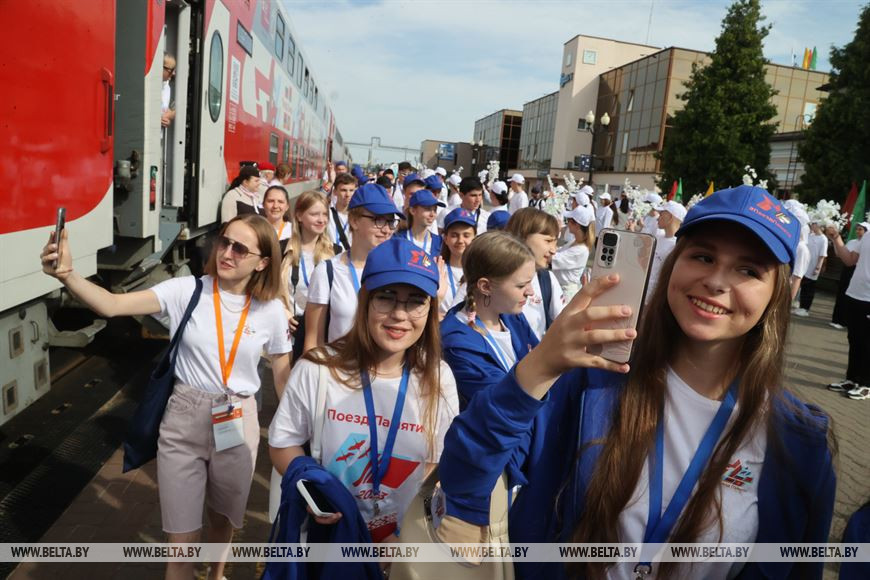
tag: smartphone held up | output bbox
[52,207,66,270]
[585,229,655,364]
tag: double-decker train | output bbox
[0,0,348,425]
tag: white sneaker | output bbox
[828,322,845,329]
[793,308,809,317]
[827,380,856,392]
[847,386,870,400]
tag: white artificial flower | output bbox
[686,193,705,210]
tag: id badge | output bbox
[211,402,245,452]
[430,483,446,530]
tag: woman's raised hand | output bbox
[435,256,448,303]
[516,274,634,399]
[41,229,73,280]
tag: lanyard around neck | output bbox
[300,254,310,287]
[405,229,431,253]
[212,278,252,389]
[447,265,457,297]
[346,255,361,293]
[361,365,411,499]
[636,380,738,575]
[473,319,511,372]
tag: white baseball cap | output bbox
[642,192,662,205]
[653,200,687,222]
[509,173,525,185]
[572,191,590,206]
[435,167,447,177]
[490,180,508,195]
[564,206,595,227]
[599,192,612,201]
[858,222,870,230]
[447,174,462,186]
[579,185,594,195]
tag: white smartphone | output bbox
[296,479,335,518]
[52,207,66,269]
[585,229,656,363]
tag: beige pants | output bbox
[156,382,259,533]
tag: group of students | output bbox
[40,165,861,578]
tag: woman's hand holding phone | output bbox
[516,274,634,400]
[306,505,342,525]
[41,228,74,281]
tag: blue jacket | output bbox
[440,301,539,408]
[263,456,381,580]
[439,368,836,580]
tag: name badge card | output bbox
[211,403,245,452]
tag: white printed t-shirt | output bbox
[269,358,459,542]
[522,270,565,340]
[804,233,829,281]
[611,367,766,580]
[440,265,466,317]
[846,233,870,301]
[551,243,590,292]
[307,252,361,342]
[151,275,292,396]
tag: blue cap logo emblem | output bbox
[409,249,432,269]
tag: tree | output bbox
[659,0,777,195]
[796,4,870,205]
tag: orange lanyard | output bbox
[212,278,252,389]
[276,222,286,239]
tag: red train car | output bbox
[0,0,348,424]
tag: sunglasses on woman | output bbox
[217,235,261,259]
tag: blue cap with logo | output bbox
[424,174,443,191]
[487,210,510,230]
[351,164,370,185]
[403,173,425,188]
[676,184,800,265]
[348,183,403,216]
[409,190,446,208]
[443,207,478,230]
[361,238,440,297]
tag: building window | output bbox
[565,51,573,68]
[621,132,629,154]
[578,118,590,131]
[283,139,290,164]
[583,49,597,65]
[627,90,635,112]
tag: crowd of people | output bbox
[38,160,869,579]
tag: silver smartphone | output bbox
[296,479,335,518]
[585,229,656,363]
[52,207,66,269]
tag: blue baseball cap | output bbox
[351,164,370,185]
[361,238,440,297]
[676,185,800,265]
[487,210,510,230]
[348,183,403,216]
[403,173,425,188]
[409,190,446,208]
[443,207,478,231]
[424,175,443,191]
[335,160,348,168]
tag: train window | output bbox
[292,143,298,177]
[314,87,319,111]
[297,55,304,87]
[208,33,223,122]
[275,13,285,61]
[287,34,296,76]
[236,21,253,56]
[303,68,309,98]
[269,133,279,165]
[282,139,290,164]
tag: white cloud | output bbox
[285,0,863,156]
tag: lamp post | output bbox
[785,113,813,195]
[584,110,610,185]
[471,138,483,179]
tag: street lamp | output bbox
[471,138,483,179]
[584,110,610,185]
[785,113,814,195]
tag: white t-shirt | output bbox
[161,80,171,112]
[648,234,677,297]
[440,265,466,317]
[508,190,529,214]
[151,275,292,396]
[274,221,293,243]
[471,207,490,235]
[792,242,811,280]
[269,358,459,541]
[641,215,664,237]
[391,189,405,212]
[804,233,828,281]
[611,367,766,580]
[290,250,315,317]
[523,271,566,340]
[846,234,870,301]
[307,252,361,342]
[452,310,517,370]
[328,208,352,250]
[596,205,613,233]
[551,243,590,292]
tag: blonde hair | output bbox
[505,207,560,240]
[279,191,334,309]
[461,231,534,320]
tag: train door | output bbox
[190,0,230,229]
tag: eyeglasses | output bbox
[371,291,430,319]
[217,235,261,259]
[359,214,400,230]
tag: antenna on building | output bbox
[646,0,655,45]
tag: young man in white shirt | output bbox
[595,192,614,233]
[327,173,357,253]
[507,174,529,214]
[647,200,687,297]
[794,221,829,316]
[457,177,489,235]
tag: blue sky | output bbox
[286,0,865,154]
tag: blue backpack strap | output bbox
[324,259,335,338]
[169,277,204,362]
[537,269,553,329]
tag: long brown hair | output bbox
[304,286,445,455]
[570,228,797,578]
[204,214,282,301]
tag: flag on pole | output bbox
[705,181,714,197]
[843,181,859,217]
[675,179,683,203]
[848,180,867,240]
[810,47,818,70]
[668,180,678,201]
[802,48,811,69]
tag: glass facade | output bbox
[518,92,558,172]
[473,109,523,175]
[594,47,829,175]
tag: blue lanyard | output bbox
[636,380,738,576]
[300,255,310,287]
[473,320,512,372]
[347,257,361,293]
[361,365,410,513]
[333,211,348,244]
[447,266,457,297]
[405,229,431,253]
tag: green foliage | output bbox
[659,0,777,195]
[797,4,870,205]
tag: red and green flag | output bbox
[675,179,683,203]
[668,180,678,201]
[848,180,867,241]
